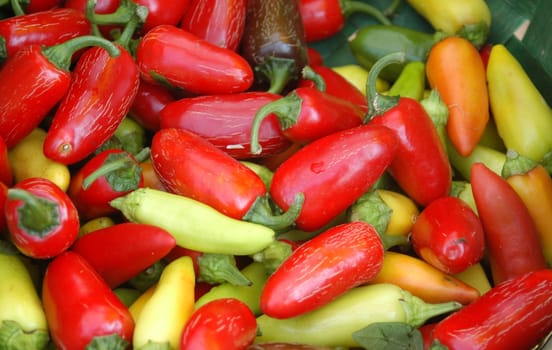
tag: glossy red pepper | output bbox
[261,221,385,318]
[42,251,134,350]
[135,24,254,95]
[429,269,552,350]
[298,0,390,42]
[132,0,190,34]
[307,47,324,66]
[151,128,303,231]
[160,92,291,159]
[0,136,12,186]
[180,298,258,350]
[67,148,148,220]
[44,42,139,165]
[0,7,91,61]
[470,162,547,285]
[366,52,452,206]
[129,79,175,132]
[71,222,176,288]
[270,123,398,232]
[22,0,62,13]
[411,196,486,274]
[5,177,79,259]
[250,86,365,155]
[180,0,247,51]
[0,35,116,148]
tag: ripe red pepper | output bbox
[180,0,247,51]
[0,182,8,232]
[180,298,258,350]
[71,222,176,288]
[428,269,552,350]
[410,196,486,274]
[135,24,254,95]
[307,47,324,65]
[160,92,291,159]
[0,7,91,61]
[298,0,391,42]
[5,177,79,259]
[43,42,140,165]
[67,148,148,220]
[261,221,385,318]
[21,0,62,13]
[365,52,452,206]
[470,162,547,285]
[129,79,175,132]
[42,251,134,350]
[250,86,365,155]
[151,128,303,231]
[0,35,116,149]
[0,136,12,186]
[132,0,190,34]
[270,123,398,232]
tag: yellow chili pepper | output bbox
[453,262,492,296]
[331,64,389,95]
[78,216,115,237]
[487,44,552,163]
[132,256,195,349]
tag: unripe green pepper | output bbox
[255,283,461,348]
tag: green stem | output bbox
[9,0,24,16]
[8,189,59,238]
[129,260,166,291]
[251,240,293,274]
[198,253,252,286]
[383,0,402,17]
[379,232,409,250]
[402,290,462,327]
[340,0,392,26]
[0,320,50,350]
[243,193,304,232]
[42,35,120,71]
[365,52,406,122]
[502,149,537,178]
[260,57,298,94]
[301,65,326,92]
[421,89,449,151]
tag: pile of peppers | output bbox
[1,0,552,349]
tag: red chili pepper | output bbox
[129,79,175,132]
[297,64,368,112]
[180,298,258,350]
[298,0,390,42]
[67,148,148,221]
[470,162,547,285]
[132,0,190,34]
[71,222,176,288]
[160,92,291,159]
[180,0,247,51]
[42,251,134,350]
[64,0,121,38]
[0,136,12,186]
[43,42,140,165]
[0,7,91,60]
[410,196,486,274]
[261,221,384,318]
[0,182,8,232]
[22,0,62,13]
[151,128,303,231]
[135,24,254,95]
[5,177,79,259]
[428,269,552,350]
[307,47,324,66]
[0,35,116,149]
[479,43,493,71]
[365,52,452,206]
[250,86,365,155]
[270,123,398,232]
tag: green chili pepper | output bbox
[447,140,506,181]
[110,188,275,256]
[385,61,426,101]
[255,283,461,348]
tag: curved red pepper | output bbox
[71,222,176,288]
[151,128,303,231]
[42,251,134,350]
[366,52,452,206]
[0,136,12,186]
[270,123,398,232]
[133,0,190,34]
[429,269,552,350]
[44,43,140,165]
[160,92,291,159]
[261,221,384,318]
[135,24,254,95]
[307,47,324,66]
[180,298,258,350]
[129,79,175,132]
[180,0,247,51]
[470,162,547,285]
[5,177,79,259]
[23,0,62,13]
[0,8,91,60]
[250,86,365,155]
[67,148,147,220]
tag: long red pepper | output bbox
[0,136,12,186]
[0,35,120,148]
[160,92,291,159]
[129,79,175,132]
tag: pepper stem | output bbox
[301,66,326,92]
[198,253,252,286]
[259,57,299,94]
[501,149,537,178]
[0,320,50,350]
[401,289,462,327]
[383,0,402,17]
[379,232,409,251]
[8,189,59,238]
[243,193,304,232]
[365,52,406,122]
[340,0,392,26]
[250,93,302,155]
[9,0,25,16]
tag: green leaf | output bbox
[352,322,425,350]
[85,334,129,350]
